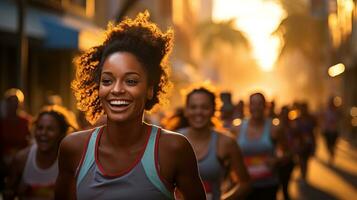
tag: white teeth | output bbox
[110,100,130,106]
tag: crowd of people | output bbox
[0,11,344,200]
[161,90,342,200]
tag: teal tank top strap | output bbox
[262,119,272,142]
[211,130,218,151]
[142,125,174,199]
[238,119,249,142]
[262,119,274,150]
[76,127,101,188]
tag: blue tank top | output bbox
[237,119,278,188]
[178,128,225,200]
[76,125,174,200]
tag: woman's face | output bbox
[185,92,214,130]
[35,114,63,152]
[99,52,153,122]
[249,94,266,120]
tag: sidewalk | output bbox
[279,135,357,200]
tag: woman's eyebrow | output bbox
[124,72,141,76]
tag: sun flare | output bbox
[213,0,286,71]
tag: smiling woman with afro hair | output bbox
[55,11,206,200]
[72,11,173,125]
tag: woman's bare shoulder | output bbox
[214,129,241,159]
[61,128,94,150]
[215,129,237,144]
[158,129,197,173]
[160,129,191,150]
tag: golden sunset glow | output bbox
[213,0,286,71]
[79,30,104,51]
[352,117,357,127]
[233,118,242,127]
[329,0,354,48]
[86,0,95,18]
[5,88,24,103]
[351,107,357,117]
[328,63,345,77]
[272,118,280,126]
[172,0,184,25]
[288,110,299,120]
[333,96,342,107]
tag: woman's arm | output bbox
[174,135,206,199]
[219,135,251,200]
[55,131,89,200]
[268,124,284,169]
[55,135,77,200]
[159,131,206,200]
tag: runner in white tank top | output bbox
[3,106,76,200]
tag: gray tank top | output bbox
[237,119,278,188]
[76,125,174,200]
[178,128,225,200]
[21,144,58,200]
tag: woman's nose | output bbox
[194,108,203,115]
[37,128,47,136]
[111,81,125,94]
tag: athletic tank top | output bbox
[237,119,278,188]
[178,128,225,200]
[76,125,174,200]
[21,144,58,200]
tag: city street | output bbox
[282,135,357,200]
[1,0,357,199]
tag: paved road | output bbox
[279,135,357,200]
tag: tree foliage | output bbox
[196,19,250,54]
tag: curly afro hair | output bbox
[72,11,173,124]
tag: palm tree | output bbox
[273,0,330,108]
[274,0,329,63]
[274,14,329,63]
[193,19,260,93]
[196,19,250,55]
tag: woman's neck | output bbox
[105,117,146,148]
[36,148,58,169]
[188,126,212,140]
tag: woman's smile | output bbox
[107,99,132,112]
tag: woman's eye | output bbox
[188,105,197,110]
[203,106,211,110]
[126,79,139,86]
[101,79,112,85]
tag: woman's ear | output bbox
[147,86,154,100]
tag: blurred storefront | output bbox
[0,0,104,114]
